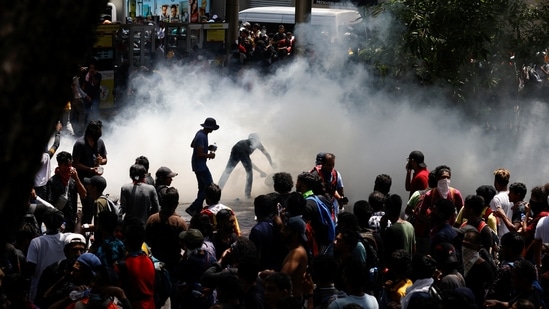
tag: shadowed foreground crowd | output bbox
[2,135,549,309]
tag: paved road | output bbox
[175,199,256,237]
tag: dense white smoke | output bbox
[49,13,549,208]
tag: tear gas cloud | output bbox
[52,12,549,206]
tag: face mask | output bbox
[462,247,479,277]
[437,179,451,198]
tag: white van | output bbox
[238,6,362,42]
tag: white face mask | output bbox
[437,179,451,198]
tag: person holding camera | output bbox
[187,117,219,217]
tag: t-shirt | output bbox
[26,233,67,301]
[535,216,549,243]
[145,212,188,269]
[72,137,107,179]
[191,130,209,172]
[117,252,156,309]
[328,293,379,309]
[410,168,429,197]
[490,191,513,238]
[383,220,416,257]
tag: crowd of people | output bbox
[2,118,549,309]
[235,22,296,66]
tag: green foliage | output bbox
[355,0,549,102]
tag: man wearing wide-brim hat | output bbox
[187,117,219,217]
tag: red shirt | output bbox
[116,253,156,309]
[410,168,429,196]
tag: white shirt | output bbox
[26,232,66,301]
[328,293,379,309]
[535,217,549,243]
[490,191,513,237]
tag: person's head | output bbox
[432,242,459,273]
[83,175,107,197]
[155,166,177,185]
[129,164,146,182]
[215,272,244,304]
[123,219,145,251]
[189,213,214,238]
[407,150,427,170]
[248,133,260,147]
[529,186,548,214]
[283,216,307,245]
[254,195,275,220]
[410,254,438,281]
[170,4,177,17]
[80,117,102,143]
[311,254,337,285]
[134,156,149,172]
[43,209,65,232]
[342,261,366,292]
[493,168,511,189]
[93,72,102,84]
[179,228,204,250]
[200,117,219,131]
[216,209,236,234]
[499,232,524,260]
[509,182,527,203]
[475,185,497,206]
[161,4,168,14]
[160,187,179,214]
[285,191,306,217]
[511,260,537,290]
[434,165,451,180]
[72,253,101,285]
[273,172,293,194]
[387,249,412,280]
[96,211,119,235]
[431,198,456,224]
[321,153,335,173]
[374,174,392,195]
[64,233,87,258]
[462,230,481,251]
[385,194,402,220]
[462,195,485,218]
[353,199,372,229]
[205,183,222,205]
[333,228,358,255]
[278,25,285,33]
[337,212,360,232]
[368,191,385,212]
[264,273,292,307]
[56,151,73,168]
[227,237,258,266]
[296,172,320,194]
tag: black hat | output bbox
[83,175,107,192]
[408,150,427,168]
[179,229,204,250]
[201,117,219,130]
[156,166,178,178]
[432,242,458,265]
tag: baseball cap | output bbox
[64,233,86,247]
[408,150,427,168]
[83,175,107,192]
[286,217,308,243]
[432,242,458,265]
[155,166,178,178]
[179,229,204,250]
[76,253,102,275]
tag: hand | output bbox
[209,152,216,159]
[302,273,314,295]
[55,122,62,132]
[70,167,78,179]
[494,208,506,218]
[95,154,104,166]
[101,286,127,300]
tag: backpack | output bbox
[411,188,455,237]
[117,254,172,309]
[358,229,381,294]
[306,195,336,242]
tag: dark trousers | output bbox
[188,169,213,215]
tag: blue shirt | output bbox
[191,130,208,172]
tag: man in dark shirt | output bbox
[218,133,274,199]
